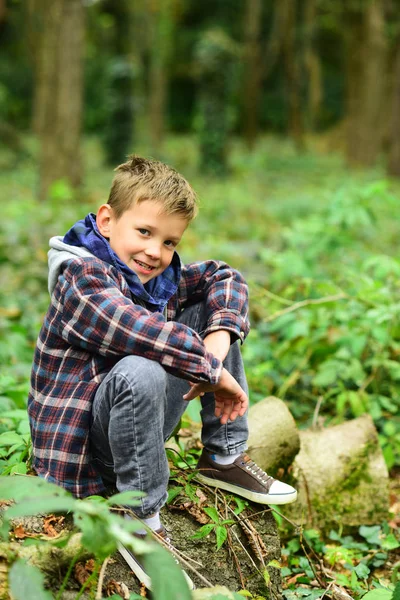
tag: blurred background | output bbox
[0,0,400,476]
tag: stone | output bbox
[282,414,390,530]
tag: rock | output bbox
[158,499,282,598]
[247,396,300,475]
[282,414,390,530]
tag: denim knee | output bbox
[109,355,168,405]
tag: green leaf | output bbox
[191,523,215,540]
[9,559,53,600]
[359,525,381,546]
[105,490,144,507]
[10,462,27,475]
[203,506,220,523]
[215,525,227,550]
[354,562,370,579]
[361,590,393,600]
[267,559,281,569]
[233,496,247,515]
[263,568,270,585]
[6,496,77,518]
[167,485,183,504]
[0,474,72,502]
[392,582,400,600]
[143,545,192,600]
[381,533,400,551]
[0,431,24,447]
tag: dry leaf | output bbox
[105,579,130,599]
[186,503,210,524]
[43,515,65,537]
[74,559,95,587]
[140,582,147,597]
[195,488,207,505]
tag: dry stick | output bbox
[227,526,246,589]
[264,292,347,323]
[96,556,111,600]
[257,287,293,306]
[312,395,324,428]
[221,494,247,590]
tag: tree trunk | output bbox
[281,0,305,151]
[242,0,263,151]
[345,0,387,167]
[33,0,85,200]
[303,0,322,132]
[388,40,400,176]
[148,0,175,153]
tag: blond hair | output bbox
[107,155,198,221]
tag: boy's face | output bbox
[96,200,188,283]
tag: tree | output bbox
[303,0,322,132]
[101,0,135,165]
[30,0,85,200]
[242,0,263,151]
[281,0,305,151]
[345,0,387,167]
[148,0,177,153]
[388,39,400,177]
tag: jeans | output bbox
[89,302,249,517]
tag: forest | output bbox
[0,0,399,599]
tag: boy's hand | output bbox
[183,368,248,424]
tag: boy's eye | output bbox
[138,228,150,236]
[164,240,177,248]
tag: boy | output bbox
[28,156,296,588]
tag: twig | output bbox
[264,293,347,323]
[231,528,260,572]
[312,396,324,428]
[270,506,302,531]
[257,288,293,306]
[96,556,110,600]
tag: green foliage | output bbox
[0,475,191,598]
[241,180,400,469]
[9,559,53,600]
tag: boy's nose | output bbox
[145,244,161,259]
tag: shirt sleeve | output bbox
[58,260,223,384]
[175,261,250,343]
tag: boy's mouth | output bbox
[134,259,157,273]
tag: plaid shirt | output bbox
[28,257,250,497]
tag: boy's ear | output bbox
[96,204,113,237]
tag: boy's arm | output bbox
[59,260,223,384]
[175,261,250,345]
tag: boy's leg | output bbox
[163,302,248,456]
[90,355,170,518]
[167,302,297,506]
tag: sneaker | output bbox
[196,450,297,505]
[118,526,195,590]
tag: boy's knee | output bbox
[113,355,167,392]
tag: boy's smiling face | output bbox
[96,199,188,283]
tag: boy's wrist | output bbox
[203,330,231,362]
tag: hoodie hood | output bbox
[48,236,94,296]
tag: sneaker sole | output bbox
[118,544,152,589]
[196,474,298,505]
[118,544,195,590]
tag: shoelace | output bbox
[241,456,274,487]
